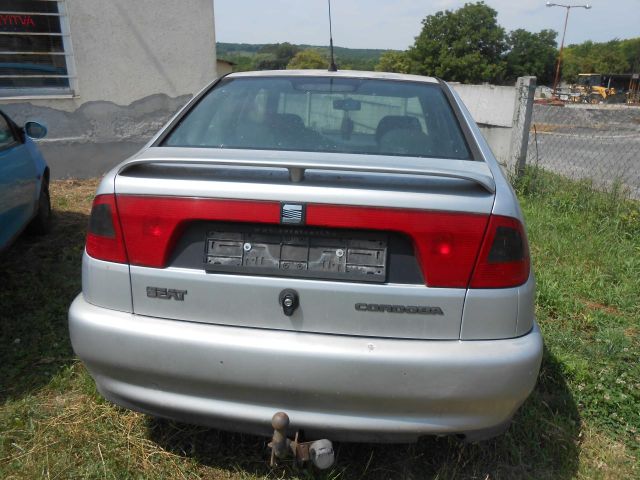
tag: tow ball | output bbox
[268,412,335,470]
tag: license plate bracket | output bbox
[204,223,387,283]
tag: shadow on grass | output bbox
[148,346,580,479]
[0,210,87,401]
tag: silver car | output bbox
[69,70,542,453]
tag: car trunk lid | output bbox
[111,147,496,340]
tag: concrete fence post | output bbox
[509,76,537,176]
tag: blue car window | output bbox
[0,115,16,148]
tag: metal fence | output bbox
[519,104,640,199]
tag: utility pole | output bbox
[546,2,591,97]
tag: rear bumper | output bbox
[69,294,543,443]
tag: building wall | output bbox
[0,0,217,177]
[217,60,234,76]
[3,0,217,113]
[66,0,216,108]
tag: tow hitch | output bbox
[268,412,335,470]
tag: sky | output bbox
[214,0,639,50]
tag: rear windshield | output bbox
[163,76,473,160]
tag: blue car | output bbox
[0,110,50,252]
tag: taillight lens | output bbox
[470,215,530,288]
[116,196,280,268]
[86,195,128,263]
[102,195,528,289]
[306,204,489,288]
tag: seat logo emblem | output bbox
[146,287,187,301]
[281,203,305,225]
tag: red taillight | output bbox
[306,204,489,288]
[113,197,491,287]
[104,195,528,289]
[470,215,530,288]
[86,195,128,263]
[116,196,280,268]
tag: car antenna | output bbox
[327,0,338,72]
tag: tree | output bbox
[408,2,506,83]
[593,41,631,74]
[255,53,281,70]
[287,50,328,70]
[562,40,631,83]
[256,42,301,70]
[505,29,557,85]
[375,51,412,74]
[620,38,640,72]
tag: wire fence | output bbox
[518,104,640,199]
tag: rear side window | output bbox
[0,114,16,149]
[163,77,473,160]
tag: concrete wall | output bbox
[0,0,217,178]
[451,83,517,165]
[451,84,516,128]
[476,124,512,166]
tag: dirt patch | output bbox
[51,178,100,214]
[582,299,622,316]
[623,326,639,339]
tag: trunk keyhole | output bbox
[279,289,299,316]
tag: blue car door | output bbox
[0,114,37,249]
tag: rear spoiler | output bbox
[118,148,496,193]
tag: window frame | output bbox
[0,0,77,99]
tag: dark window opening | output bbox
[0,1,72,94]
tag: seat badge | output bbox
[146,287,187,301]
[281,203,305,225]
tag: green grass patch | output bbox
[516,170,640,457]
[1,176,638,479]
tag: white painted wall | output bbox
[68,0,217,105]
[478,125,512,165]
[4,0,217,112]
[451,83,516,128]
[451,83,517,165]
[0,0,218,177]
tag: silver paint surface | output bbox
[74,71,540,441]
[70,295,543,442]
[130,266,466,340]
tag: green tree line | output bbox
[217,42,381,72]
[376,1,639,85]
[217,2,639,86]
[562,38,640,81]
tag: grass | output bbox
[1,175,638,479]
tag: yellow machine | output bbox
[570,73,640,104]
[572,74,615,103]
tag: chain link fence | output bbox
[515,104,640,199]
